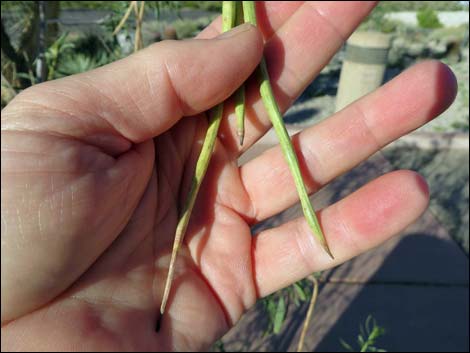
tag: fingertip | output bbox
[385,169,430,213]
[338,170,430,243]
[409,170,430,201]
[435,60,458,109]
[398,170,430,217]
[427,59,458,107]
[408,60,458,121]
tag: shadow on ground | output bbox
[216,147,469,352]
[313,233,469,352]
[217,231,469,352]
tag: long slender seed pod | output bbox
[222,0,237,29]
[235,83,246,146]
[234,1,246,146]
[242,1,333,259]
[160,1,237,316]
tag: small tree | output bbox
[417,7,443,29]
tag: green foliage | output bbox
[24,30,121,80]
[171,19,201,39]
[293,282,307,302]
[60,1,179,12]
[181,1,222,12]
[72,33,110,58]
[2,0,463,12]
[12,32,75,85]
[1,1,37,76]
[172,16,215,39]
[361,0,467,32]
[263,294,285,335]
[56,52,110,77]
[58,1,219,12]
[145,1,183,19]
[0,1,220,12]
[56,30,122,77]
[1,1,35,28]
[56,1,465,12]
[44,32,75,80]
[340,315,387,352]
[359,5,400,33]
[272,295,286,334]
[1,1,33,11]
[450,121,470,132]
[214,277,305,350]
[261,277,316,336]
[59,1,122,10]
[376,1,467,12]
[417,7,443,29]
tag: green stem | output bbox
[242,1,333,259]
[234,1,246,146]
[235,83,246,146]
[160,1,237,316]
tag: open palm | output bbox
[1,2,457,351]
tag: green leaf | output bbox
[293,294,300,307]
[15,72,32,80]
[365,315,374,335]
[358,334,366,347]
[359,323,366,340]
[273,296,286,334]
[293,282,307,302]
[340,339,354,352]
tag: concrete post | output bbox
[335,31,391,112]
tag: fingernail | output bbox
[217,23,255,39]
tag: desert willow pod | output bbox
[242,1,333,258]
[161,0,333,318]
[160,1,237,316]
[234,1,246,146]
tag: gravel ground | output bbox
[383,143,469,254]
[284,46,469,133]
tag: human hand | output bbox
[1,2,457,351]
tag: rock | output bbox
[407,42,426,56]
[428,39,448,56]
[116,32,134,55]
[163,26,177,40]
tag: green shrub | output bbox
[417,7,443,29]
[260,277,315,336]
[172,16,216,39]
[377,1,467,12]
[340,315,387,352]
[181,1,222,12]
[56,52,111,77]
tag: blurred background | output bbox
[1,1,469,352]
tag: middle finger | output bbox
[238,61,457,222]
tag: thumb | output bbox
[5,23,262,146]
